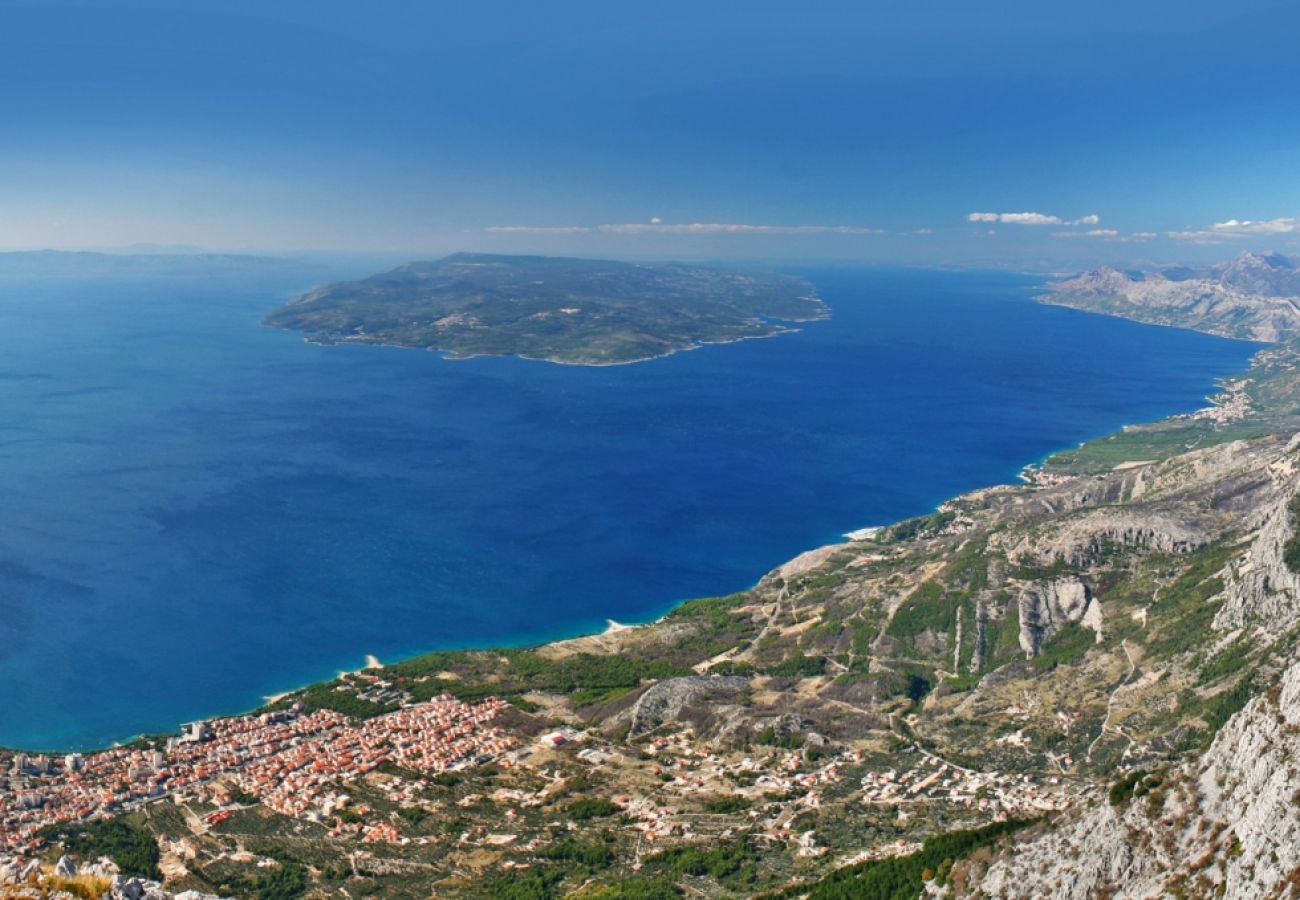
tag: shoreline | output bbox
[293,306,830,369]
[1,341,1265,755]
[1,296,1268,754]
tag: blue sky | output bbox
[3,0,1300,264]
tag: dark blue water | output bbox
[0,264,1259,750]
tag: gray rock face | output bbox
[0,863,228,899]
[1216,251,1300,297]
[974,650,1300,899]
[1041,254,1300,342]
[1009,510,1208,568]
[108,875,222,900]
[1016,578,1102,656]
[1215,476,1300,632]
[627,675,750,735]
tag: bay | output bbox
[0,263,1260,749]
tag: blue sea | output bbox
[0,263,1260,750]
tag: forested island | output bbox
[263,253,828,365]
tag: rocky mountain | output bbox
[1041,251,1300,341]
[1215,250,1300,297]
[966,648,1300,898]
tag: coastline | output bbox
[3,335,1270,755]
[295,306,830,368]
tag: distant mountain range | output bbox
[1041,251,1300,342]
[0,249,299,276]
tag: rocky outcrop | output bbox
[0,858,227,899]
[1016,578,1102,655]
[1008,511,1209,568]
[108,876,226,900]
[626,675,750,736]
[970,650,1300,899]
[1215,479,1300,632]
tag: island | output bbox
[262,252,828,365]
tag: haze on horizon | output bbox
[3,0,1300,267]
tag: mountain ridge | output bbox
[1040,250,1300,342]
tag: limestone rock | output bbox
[1016,578,1102,656]
[626,675,750,736]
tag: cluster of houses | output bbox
[860,760,1071,814]
[0,694,510,854]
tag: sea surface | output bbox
[0,263,1261,750]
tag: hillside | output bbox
[7,333,1300,896]
[262,253,827,365]
[1040,251,1300,342]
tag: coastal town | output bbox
[0,694,510,854]
[0,664,1087,893]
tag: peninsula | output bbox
[1039,250,1300,342]
[262,253,827,365]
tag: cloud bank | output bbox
[967,211,1101,226]
[486,221,882,235]
[1050,228,1122,239]
[1211,217,1300,235]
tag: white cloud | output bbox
[600,222,881,235]
[1211,217,1300,235]
[1165,230,1229,245]
[649,217,662,224]
[967,211,1101,226]
[485,221,882,235]
[1050,229,1120,239]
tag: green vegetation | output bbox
[1147,540,1244,657]
[643,836,761,890]
[481,866,567,900]
[774,819,1032,899]
[768,652,827,678]
[755,724,805,748]
[288,679,397,718]
[536,837,617,867]
[1201,679,1256,739]
[220,859,309,900]
[702,794,752,814]
[1108,770,1161,806]
[397,648,693,707]
[1030,624,1096,671]
[42,818,161,879]
[1198,638,1255,685]
[264,253,827,366]
[887,580,960,638]
[568,797,621,820]
[879,510,955,543]
[576,878,681,899]
[1045,423,1266,474]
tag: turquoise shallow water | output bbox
[0,263,1261,750]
